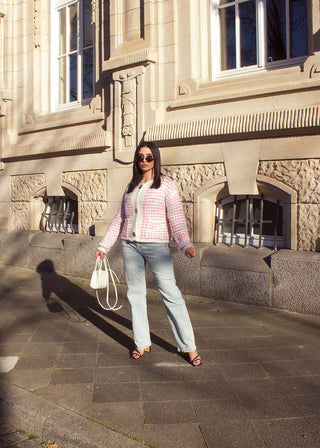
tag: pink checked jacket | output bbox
[98,176,192,253]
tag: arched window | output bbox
[215,195,283,249]
[39,193,78,234]
[193,176,297,250]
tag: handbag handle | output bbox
[93,256,123,311]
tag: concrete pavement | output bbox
[0,263,320,448]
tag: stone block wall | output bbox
[11,174,46,230]
[62,170,108,235]
[258,159,320,251]
[9,170,108,235]
[1,230,320,316]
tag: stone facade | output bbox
[0,0,319,252]
[259,160,320,251]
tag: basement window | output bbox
[40,196,78,234]
[215,195,283,249]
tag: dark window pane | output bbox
[221,202,233,233]
[69,3,78,52]
[266,0,286,62]
[69,53,77,101]
[83,47,93,99]
[252,199,283,236]
[83,0,94,46]
[239,0,257,67]
[234,199,247,234]
[220,6,236,70]
[290,0,308,58]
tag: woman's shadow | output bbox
[36,259,175,353]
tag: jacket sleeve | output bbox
[98,192,126,253]
[165,178,193,252]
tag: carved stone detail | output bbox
[91,0,96,23]
[33,0,40,48]
[145,106,320,142]
[113,67,144,151]
[310,64,320,78]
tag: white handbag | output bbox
[90,257,123,310]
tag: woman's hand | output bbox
[185,247,196,258]
[95,250,105,260]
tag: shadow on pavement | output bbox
[36,259,176,353]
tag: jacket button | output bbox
[135,208,138,213]
[132,232,136,237]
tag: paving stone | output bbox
[228,377,283,398]
[35,383,94,411]
[262,360,311,377]
[55,353,97,369]
[184,379,237,401]
[93,383,140,402]
[200,420,265,448]
[192,397,247,422]
[143,401,197,424]
[95,366,139,384]
[52,367,95,384]
[289,394,320,416]
[80,402,144,433]
[273,376,320,395]
[254,417,320,447]
[1,264,320,448]
[1,368,53,391]
[15,355,57,370]
[127,423,206,448]
[220,362,269,379]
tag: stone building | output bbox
[0,0,320,314]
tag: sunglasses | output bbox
[136,154,155,163]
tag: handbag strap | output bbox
[96,256,123,311]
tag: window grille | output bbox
[40,196,78,234]
[215,195,283,250]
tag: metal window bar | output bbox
[244,196,249,247]
[259,195,264,248]
[273,200,280,251]
[216,195,279,250]
[216,201,222,243]
[230,196,237,246]
[40,197,75,234]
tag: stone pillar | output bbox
[113,66,145,162]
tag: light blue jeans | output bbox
[122,240,196,353]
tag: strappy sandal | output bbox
[190,354,202,367]
[130,346,151,359]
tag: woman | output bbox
[95,141,202,366]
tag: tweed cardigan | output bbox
[98,176,192,252]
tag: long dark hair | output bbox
[127,141,163,193]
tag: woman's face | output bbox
[137,146,155,176]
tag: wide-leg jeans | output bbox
[122,240,196,352]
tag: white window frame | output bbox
[215,194,284,249]
[210,0,308,80]
[51,0,94,112]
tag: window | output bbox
[215,195,283,249]
[52,0,94,109]
[40,196,78,233]
[211,0,308,76]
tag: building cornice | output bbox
[145,106,320,143]
[3,132,111,161]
